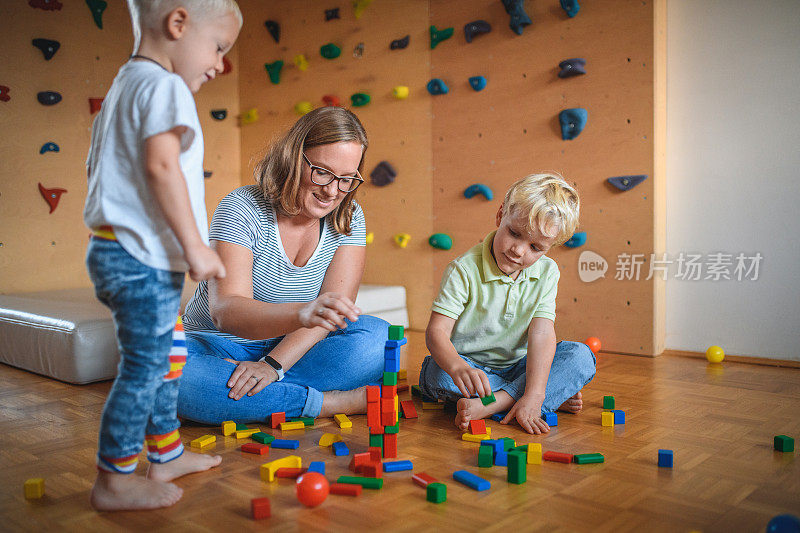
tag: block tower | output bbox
[366,325,405,458]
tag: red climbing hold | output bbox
[322,94,341,107]
[0,85,9,102]
[29,0,63,11]
[38,183,67,213]
[89,98,103,114]
[222,56,232,75]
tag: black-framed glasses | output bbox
[302,153,364,193]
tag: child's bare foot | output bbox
[455,397,492,431]
[90,470,182,511]
[557,391,583,414]
[319,386,368,417]
[146,450,221,482]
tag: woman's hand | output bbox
[298,292,361,331]
[225,359,278,400]
[501,392,549,434]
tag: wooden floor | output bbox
[1,331,799,532]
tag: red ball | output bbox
[296,472,329,507]
[584,337,601,353]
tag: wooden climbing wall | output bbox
[0,2,241,294]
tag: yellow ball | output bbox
[706,345,725,363]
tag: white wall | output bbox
[666,1,800,360]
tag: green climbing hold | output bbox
[350,93,370,107]
[86,0,107,29]
[429,25,454,49]
[264,60,283,84]
[428,233,452,250]
[320,43,341,59]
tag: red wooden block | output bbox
[366,385,380,403]
[349,452,370,473]
[271,411,285,429]
[412,472,438,488]
[275,467,307,478]
[367,402,381,427]
[362,461,382,478]
[330,482,362,496]
[397,383,409,393]
[381,397,394,412]
[241,443,269,455]
[469,419,487,435]
[368,447,382,462]
[400,400,418,419]
[369,424,384,435]
[383,433,397,458]
[251,497,271,519]
[381,409,394,427]
[381,385,397,398]
[543,451,574,464]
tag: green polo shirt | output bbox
[431,230,560,369]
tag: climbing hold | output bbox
[370,161,396,186]
[430,26,454,49]
[607,175,647,191]
[293,54,309,71]
[464,184,493,200]
[39,142,59,154]
[0,85,10,102]
[564,232,587,248]
[766,514,800,533]
[210,109,227,120]
[32,39,60,60]
[393,233,411,248]
[325,8,340,21]
[29,0,63,11]
[240,108,259,125]
[322,94,341,107]
[222,57,232,75]
[353,42,365,58]
[353,0,373,19]
[560,0,580,18]
[85,0,107,29]
[37,91,61,106]
[429,233,453,251]
[365,232,374,245]
[264,20,280,43]
[295,101,313,115]
[265,60,283,84]
[559,108,588,140]
[320,43,341,59]
[350,93,370,107]
[558,58,586,78]
[469,76,487,91]
[501,0,532,35]
[392,86,409,100]
[390,35,410,50]
[203,171,213,179]
[426,79,449,95]
[38,183,67,213]
[464,20,491,43]
[88,97,103,114]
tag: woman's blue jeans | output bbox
[177,315,389,424]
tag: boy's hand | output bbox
[446,361,492,399]
[298,292,361,331]
[225,359,278,400]
[502,392,549,434]
[186,244,226,281]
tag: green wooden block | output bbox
[426,482,446,503]
[288,416,315,426]
[502,437,516,451]
[480,393,496,406]
[774,435,795,452]
[384,422,400,434]
[603,396,615,409]
[369,433,383,448]
[251,432,275,445]
[512,445,528,452]
[508,451,526,484]
[383,372,398,386]
[411,384,422,397]
[478,446,493,468]
[235,423,249,430]
[337,476,383,489]
[388,325,405,340]
[574,453,605,464]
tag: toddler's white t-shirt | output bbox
[84,60,207,272]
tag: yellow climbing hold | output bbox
[240,108,259,125]
[293,54,309,71]
[392,86,409,99]
[393,233,411,248]
[295,101,313,115]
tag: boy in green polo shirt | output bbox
[419,173,596,434]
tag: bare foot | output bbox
[319,386,368,417]
[557,391,583,414]
[90,470,183,511]
[454,397,491,431]
[146,450,221,482]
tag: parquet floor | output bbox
[1,332,799,532]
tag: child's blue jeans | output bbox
[176,315,389,425]
[86,237,185,473]
[418,341,596,414]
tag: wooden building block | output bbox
[270,412,285,429]
[334,413,352,428]
[279,421,306,431]
[190,434,216,448]
[24,478,44,499]
[251,497,270,519]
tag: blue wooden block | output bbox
[308,461,326,475]
[271,439,300,449]
[384,358,401,373]
[480,439,504,456]
[384,346,401,360]
[612,409,626,424]
[494,451,508,466]
[385,338,407,349]
[332,441,350,456]
[543,412,558,426]
[452,470,490,491]
[383,460,413,473]
[658,449,673,468]
[490,411,508,422]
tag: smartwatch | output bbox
[259,355,285,381]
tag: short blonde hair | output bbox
[502,173,580,247]
[127,0,242,52]
[253,107,369,236]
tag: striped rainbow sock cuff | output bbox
[145,429,184,464]
[97,452,139,474]
[164,317,187,381]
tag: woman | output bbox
[177,107,388,424]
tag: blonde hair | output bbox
[126,0,242,52]
[253,107,368,235]
[502,173,580,247]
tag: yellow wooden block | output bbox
[280,421,306,431]
[318,433,343,447]
[334,414,352,429]
[422,401,444,410]
[24,478,44,499]
[221,420,236,436]
[527,442,542,464]
[260,455,302,482]
[601,411,615,427]
[462,432,491,443]
[398,369,407,380]
[395,395,399,424]
[190,435,216,448]
[235,428,260,439]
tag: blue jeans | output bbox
[418,341,596,414]
[177,315,389,424]
[86,237,185,473]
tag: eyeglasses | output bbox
[302,153,364,193]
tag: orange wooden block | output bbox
[251,497,270,519]
[271,412,285,429]
[275,467,307,478]
[400,400,418,419]
[241,443,269,455]
[330,483,362,496]
[469,419,487,435]
[412,472,438,488]
[362,462,382,478]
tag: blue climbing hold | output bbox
[427,79,449,95]
[558,58,586,78]
[501,0,532,35]
[464,20,491,43]
[767,515,800,533]
[210,109,227,120]
[463,184,493,200]
[429,233,453,251]
[37,91,62,106]
[564,232,587,248]
[607,175,648,191]
[264,20,280,43]
[32,38,60,60]
[559,108,588,140]
[560,0,580,18]
[390,35,410,50]
[39,142,59,154]
[468,76,487,91]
